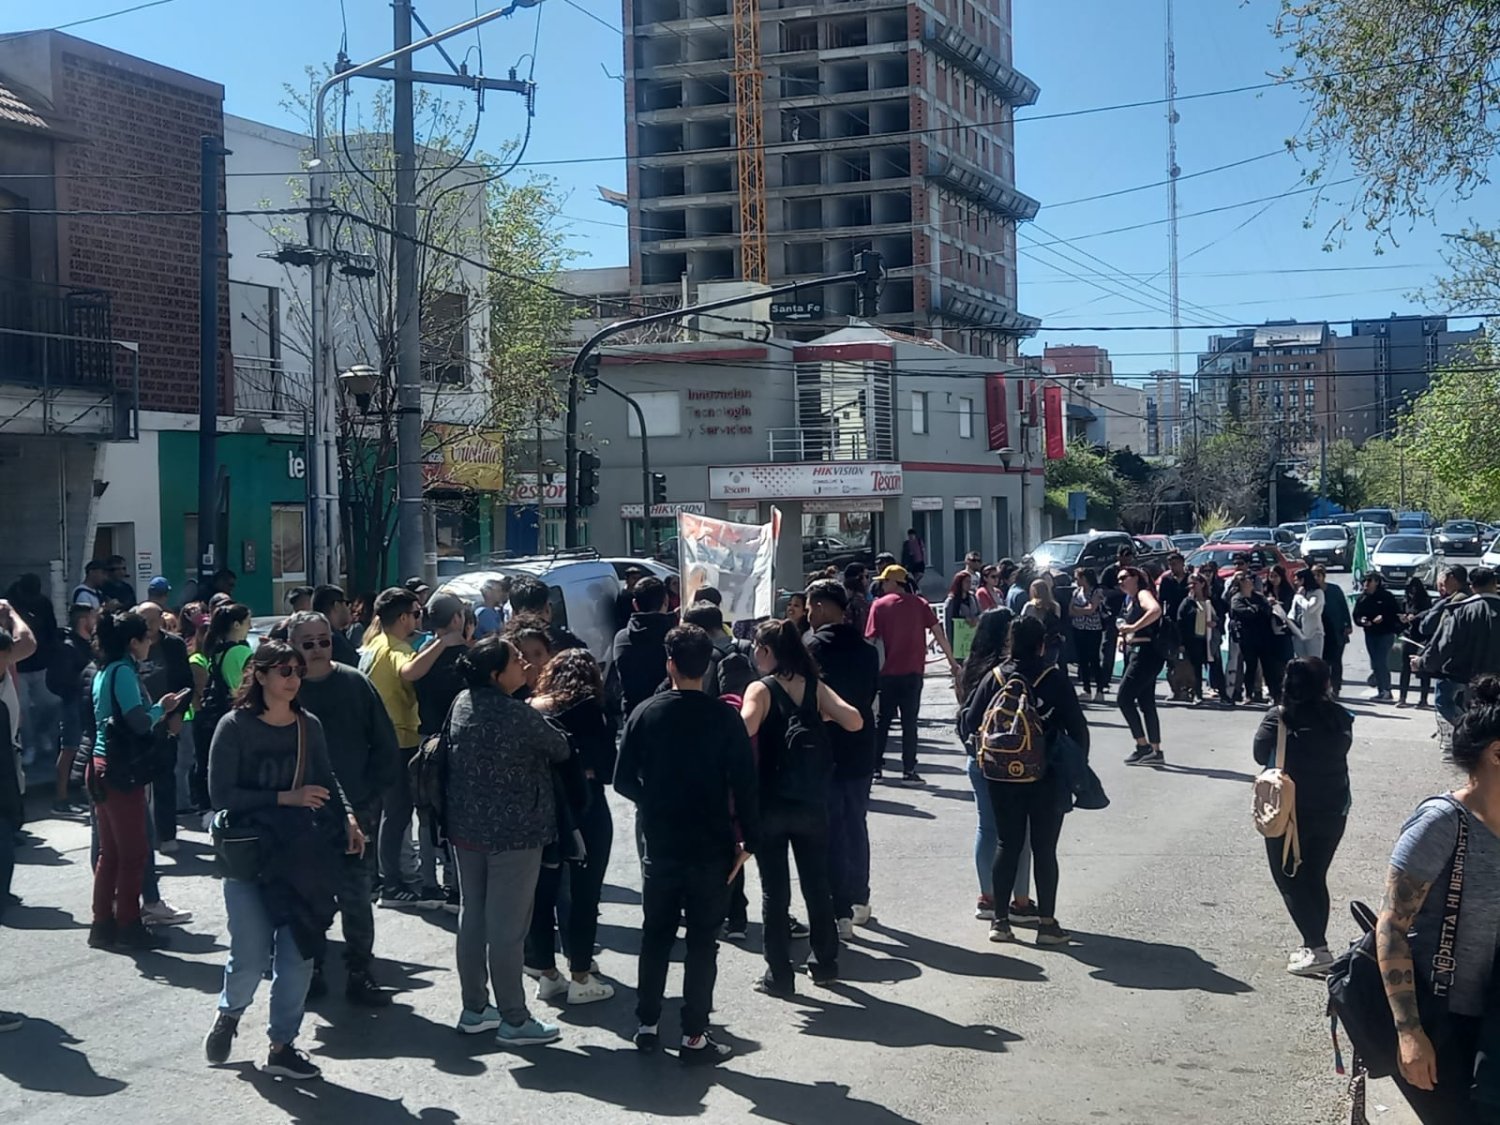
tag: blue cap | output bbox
[148,576,171,594]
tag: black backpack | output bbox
[761,675,832,805]
[195,642,247,744]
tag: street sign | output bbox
[1068,490,1088,521]
[769,298,823,323]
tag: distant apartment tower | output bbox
[623,0,1040,356]
[1150,370,1186,455]
[1333,315,1483,445]
[1020,345,1148,452]
[1192,323,1334,442]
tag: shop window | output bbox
[626,390,683,437]
[954,508,981,562]
[958,396,974,439]
[911,390,928,434]
[271,504,307,613]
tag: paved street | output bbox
[1,628,1460,1125]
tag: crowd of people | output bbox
[2,540,1500,1122]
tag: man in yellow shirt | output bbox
[364,587,463,906]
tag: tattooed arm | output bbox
[1375,865,1437,1091]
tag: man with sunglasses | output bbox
[311,585,360,667]
[287,610,400,1006]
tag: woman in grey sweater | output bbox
[445,636,571,1047]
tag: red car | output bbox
[1184,541,1308,583]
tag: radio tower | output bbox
[1165,0,1182,404]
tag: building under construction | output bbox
[621,0,1040,356]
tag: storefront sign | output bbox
[804,498,883,513]
[910,496,944,511]
[512,472,566,504]
[620,501,707,518]
[422,424,505,492]
[687,388,755,438]
[954,496,982,510]
[708,462,903,501]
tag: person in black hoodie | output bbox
[1230,573,1279,705]
[960,615,1089,947]
[803,580,880,939]
[1251,657,1352,977]
[615,624,759,1064]
[529,650,616,1006]
[608,576,675,721]
[1354,572,1403,702]
[508,576,587,654]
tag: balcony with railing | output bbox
[233,355,311,420]
[767,420,895,463]
[0,276,114,390]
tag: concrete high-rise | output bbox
[622,0,1040,357]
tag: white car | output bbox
[438,558,622,663]
[1370,533,1439,589]
[1482,537,1500,568]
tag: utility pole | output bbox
[197,135,230,595]
[392,0,426,584]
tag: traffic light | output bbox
[650,472,667,507]
[579,351,600,395]
[577,450,601,507]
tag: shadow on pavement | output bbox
[157,838,218,879]
[1053,930,1253,994]
[3,899,84,931]
[311,1007,488,1078]
[1155,763,1259,784]
[864,798,935,821]
[13,829,69,867]
[796,981,1020,1052]
[235,1063,460,1123]
[830,945,923,984]
[857,922,1046,982]
[0,1016,128,1096]
[128,933,233,995]
[599,882,643,906]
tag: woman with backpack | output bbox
[740,619,863,997]
[1116,567,1166,767]
[88,610,192,951]
[1251,657,1352,977]
[193,603,251,812]
[959,615,1088,947]
[1376,674,1500,1123]
[526,649,615,1007]
[957,608,1043,927]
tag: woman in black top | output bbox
[526,649,616,1006]
[740,619,863,996]
[959,615,1089,947]
[1116,567,1165,767]
[1398,576,1433,709]
[1252,657,1352,978]
[204,640,360,1082]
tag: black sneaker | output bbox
[633,1024,660,1053]
[1036,920,1073,946]
[443,885,461,915]
[262,1043,322,1081]
[722,920,748,941]
[345,970,391,1007]
[1138,749,1165,767]
[902,770,924,786]
[1007,901,1040,927]
[680,1031,733,1066]
[415,885,447,911]
[87,919,117,949]
[754,971,795,999]
[988,920,1014,943]
[788,916,810,939]
[379,887,422,908]
[305,964,328,1001]
[1124,745,1153,765]
[113,921,166,950]
[204,1012,239,1064]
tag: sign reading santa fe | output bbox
[708,462,903,501]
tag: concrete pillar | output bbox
[773,499,804,601]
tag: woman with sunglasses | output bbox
[203,641,363,1081]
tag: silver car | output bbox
[1369,533,1439,589]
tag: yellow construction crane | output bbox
[731,0,768,284]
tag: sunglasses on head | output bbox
[267,664,306,679]
[299,638,331,651]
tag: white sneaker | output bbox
[836,917,854,941]
[141,900,193,926]
[566,975,615,1005]
[1286,947,1334,977]
[536,973,570,1001]
[850,903,872,926]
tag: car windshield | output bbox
[1379,536,1429,553]
[1444,522,1478,534]
[1032,539,1085,568]
[1186,547,1267,569]
[1226,527,1271,540]
[1306,527,1347,541]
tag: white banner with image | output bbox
[677,508,781,622]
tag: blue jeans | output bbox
[219,878,314,1045]
[1365,632,1396,696]
[827,774,872,918]
[967,757,1029,901]
[1435,679,1466,753]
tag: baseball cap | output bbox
[148,577,171,594]
[424,592,466,631]
[877,564,909,585]
[404,576,432,596]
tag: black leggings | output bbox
[1073,629,1103,691]
[1265,816,1344,949]
[988,778,1066,919]
[1399,658,1431,706]
[1117,646,1164,744]
[524,783,614,974]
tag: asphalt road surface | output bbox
[1,622,1460,1125]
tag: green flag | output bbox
[1351,522,1369,582]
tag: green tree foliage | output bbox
[1044,443,1122,527]
[1398,360,1500,515]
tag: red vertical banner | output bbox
[985,374,1009,450]
[1043,383,1066,460]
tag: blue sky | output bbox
[13,0,1496,380]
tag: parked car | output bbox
[1277,521,1308,542]
[1301,523,1353,571]
[1397,511,1435,531]
[1370,533,1440,589]
[1027,531,1160,580]
[1481,536,1500,569]
[604,557,678,584]
[1184,542,1307,583]
[802,534,874,573]
[1351,507,1399,532]
[1170,533,1206,553]
[437,557,622,663]
[1207,526,1302,557]
[1436,519,1485,555]
[1347,522,1388,548]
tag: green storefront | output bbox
[158,431,313,617]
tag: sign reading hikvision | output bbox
[708,463,904,501]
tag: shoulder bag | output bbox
[1327,796,1469,1092]
[1252,715,1300,876]
[102,663,176,790]
[210,714,307,883]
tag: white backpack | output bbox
[1252,714,1301,876]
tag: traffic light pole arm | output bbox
[598,379,655,552]
[563,259,881,549]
